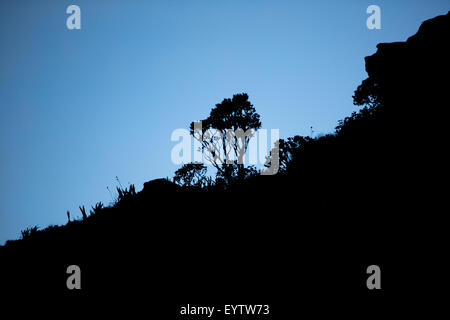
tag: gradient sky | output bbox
[1,0,448,244]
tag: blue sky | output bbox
[1,0,448,244]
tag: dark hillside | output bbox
[1,11,449,315]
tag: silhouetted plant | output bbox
[117,184,136,202]
[116,176,123,189]
[215,164,259,183]
[189,93,262,184]
[90,202,104,215]
[79,205,88,220]
[273,136,314,174]
[21,226,39,240]
[173,163,209,188]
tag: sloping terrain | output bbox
[1,11,449,316]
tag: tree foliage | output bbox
[173,163,209,188]
[189,93,262,183]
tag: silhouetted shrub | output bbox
[21,226,39,240]
[90,202,104,215]
[117,184,136,203]
[79,205,88,220]
[173,163,210,189]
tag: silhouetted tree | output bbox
[189,93,262,183]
